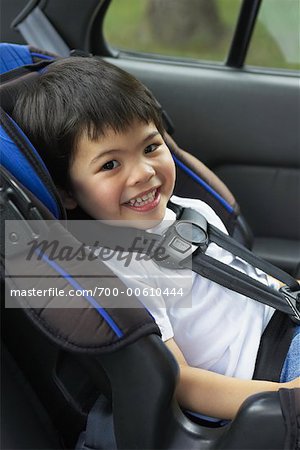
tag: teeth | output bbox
[127,189,156,207]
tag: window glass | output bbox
[246,0,300,70]
[104,0,242,62]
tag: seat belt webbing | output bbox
[12,6,70,57]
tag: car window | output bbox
[246,0,300,70]
[104,0,242,62]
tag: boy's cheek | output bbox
[164,155,176,189]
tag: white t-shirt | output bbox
[99,195,277,380]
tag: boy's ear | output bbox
[58,189,77,210]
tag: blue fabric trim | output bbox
[0,43,32,74]
[30,52,55,61]
[37,250,124,338]
[186,410,229,426]
[172,154,234,214]
[7,115,51,173]
[0,115,60,218]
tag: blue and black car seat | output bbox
[1,43,299,450]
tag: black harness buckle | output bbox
[153,218,208,269]
[279,285,300,324]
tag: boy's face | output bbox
[66,121,176,228]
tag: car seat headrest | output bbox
[0,43,56,114]
[0,109,64,218]
[0,43,33,73]
[0,43,64,218]
[0,42,56,74]
[0,46,54,115]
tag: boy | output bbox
[12,56,299,420]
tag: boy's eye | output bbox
[101,160,120,171]
[144,144,158,154]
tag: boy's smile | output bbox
[122,186,161,211]
[66,121,176,228]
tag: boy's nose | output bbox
[128,163,156,185]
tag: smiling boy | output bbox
[13,56,299,420]
[65,120,175,229]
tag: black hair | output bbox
[12,56,164,190]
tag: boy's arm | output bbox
[165,338,299,420]
[269,277,300,288]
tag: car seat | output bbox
[1,43,299,450]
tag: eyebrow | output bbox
[89,130,160,166]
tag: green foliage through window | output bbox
[104,0,299,71]
[247,0,300,70]
[104,0,242,62]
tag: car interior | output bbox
[1,1,299,449]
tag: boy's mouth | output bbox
[123,187,160,210]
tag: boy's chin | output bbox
[102,218,163,230]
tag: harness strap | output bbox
[208,224,299,290]
[76,395,117,450]
[191,253,295,315]
[174,201,298,289]
[253,311,295,381]
[174,203,300,321]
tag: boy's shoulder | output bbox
[170,195,228,234]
